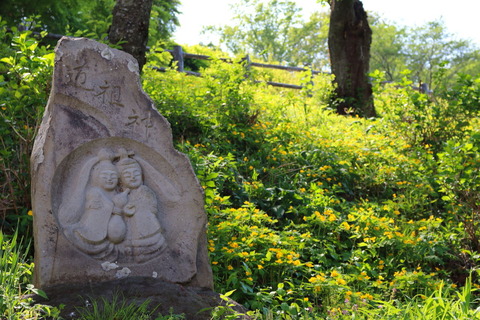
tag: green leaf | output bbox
[221,289,236,298]
[205,172,219,180]
[265,251,272,261]
[206,181,216,188]
[0,57,15,66]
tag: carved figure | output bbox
[116,148,167,263]
[59,147,167,263]
[64,149,125,259]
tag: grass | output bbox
[1,29,480,319]
[74,294,186,320]
[0,230,60,319]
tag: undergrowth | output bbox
[1,28,480,319]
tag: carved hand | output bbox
[112,188,131,215]
[124,203,136,216]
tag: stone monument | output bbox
[31,37,213,290]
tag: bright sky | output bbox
[173,0,480,48]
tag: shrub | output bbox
[0,26,54,234]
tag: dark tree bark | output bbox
[328,0,376,117]
[109,0,154,71]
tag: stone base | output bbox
[30,277,250,319]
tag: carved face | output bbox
[120,166,142,189]
[97,169,119,190]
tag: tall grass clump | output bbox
[0,230,60,319]
[352,276,480,320]
[75,294,186,320]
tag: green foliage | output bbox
[208,0,301,62]
[143,54,480,317]
[353,276,480,320]
[0,26,53,233]
[0,0,87,35]
[205,0,329,68]
[68,0,114,42]
[204,290,252,320]
[405,20,479,90]
[149,0,181,46]
[143,48,260,144]
[0,230,61,319]
[442,73,480,113]
[436,132,480,250]
[370,18,480,90]
[76,293,185,320]
[63,0,181,46]
[372,71,479,152]
[1,18,480,319]
[0,0,180,45]
[369,14,407,82]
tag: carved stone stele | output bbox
[31,37,213,289]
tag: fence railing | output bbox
[157,45,326,91]
[156,46,433,93]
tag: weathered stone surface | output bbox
[31,37,213,289]
[30,277,250,320]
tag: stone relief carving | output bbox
[60,147,167,263]
[33,38,213,288]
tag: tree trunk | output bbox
[328,0,376,117]
[109,0,154,71]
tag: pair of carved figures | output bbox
[61,148,166,263]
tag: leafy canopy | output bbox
[205,0,329,68]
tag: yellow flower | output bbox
[257,265,264,270]
[227,265,233,270]
[330,270,340,277]
[212,261,218,265]
[292,260,301,266]
[340,221,351,230]
[336,278,346,285]
[27,210,33,216]
[305,262,314,268]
